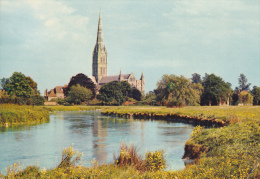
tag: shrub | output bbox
[57,145,82,168]
[114,143,165,172]
[145,150,165,171]
[114,143,143,168]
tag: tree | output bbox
[31,95,45,106]
[251,86,260,105]
[239,91,253,105]
[0,78,10,90]
[191,73,202,84]
[142,92,157,105]
[66,84,93,104]
[97,81,133,105]
[238,73,251,91]
[26,76,38,94]
[201,74,232,106]
[156,74,201,107]
[4,72,34,98]
[66,73,96,98]
[131,88,142,101]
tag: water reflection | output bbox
[0,111,194,173]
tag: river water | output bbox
[0,110,194,173]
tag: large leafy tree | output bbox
[66,84,93,104]
[201,74,232,106]
[3,72,35,98]
[156,74,202,107]
[97,81,133,105]
[66,73,96,97]
[238,73,251,91]
[251,86,260,105]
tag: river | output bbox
[0,110,194,173]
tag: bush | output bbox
[145,150,165,171]
[57,145,82,168]
[114,143,165,172]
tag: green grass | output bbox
[0,104,50,126]
[1,105,260,178]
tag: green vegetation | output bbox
[1,106,259,178]
[66,84,93,104]
[156,74,202,107]
[0,104,50,127]
[65,73,96,97]
[0,104,107,127]
[0,72,45,105]
[239,91,253,105]
[97,81,142,105]
[201,74,232,106]
[252,86,260,105]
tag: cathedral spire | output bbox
[92,11,107,83]
[96,11,104,48]
[140,71,144,80]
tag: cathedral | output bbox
[44,12,145,101]
[91,12,145,93]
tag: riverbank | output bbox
[1,105,259,178]
[0,104,106,127]
[0,104,50,127]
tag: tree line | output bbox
[1,72,259,106]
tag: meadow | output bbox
[1,105,259,178]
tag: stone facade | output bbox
[92,12,107,83]
[92,12,145,93]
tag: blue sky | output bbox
[0,0,259,94]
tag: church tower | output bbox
[92,12,107,83]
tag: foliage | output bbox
[251,86,260,105]
[30,95,45,106]
[97,81,130,105]
[66,73,96,97]
[66,84,93,105]
[3,106,260,178]
[26,76,38,93]
[145,150,165,171]
[239,91,253,105]
[57,145,82,168]
[3,72,35,98]
[156,74,201,107]
[131,88,142,101]
[142,93,157,105]
[191,73,202,84]
[114,143,143,169]
[0,104,50,126]
[50,97,66,105]
[201,74,232,106]
[114,143,165,172]
[238,73,251,91]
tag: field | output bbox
[1,105,259,178]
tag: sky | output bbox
[0,0,259,94]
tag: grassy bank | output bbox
[101,106,260,124]
[0,104,50,127]
[0,104,108,127]
[1,105,260,178]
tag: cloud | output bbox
[162,0,259,45]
